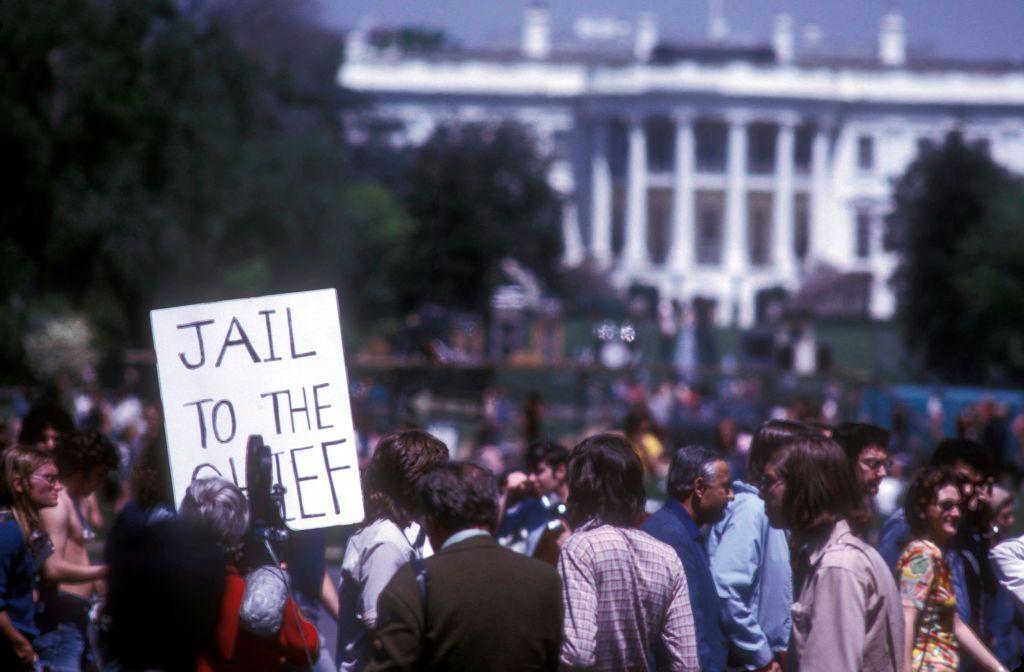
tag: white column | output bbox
[724,111,749,274]
[667,111,696,274]
[623,114,649,267]
[810,122,830,260]
[561,200,585,266]
[589,119,613,266]
[772,113,798,281]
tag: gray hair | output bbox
[667,446,722,501]
[179,477,250,555]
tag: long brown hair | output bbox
[774,435,859,536]
[3,444,55,541]
[362,430,449,528]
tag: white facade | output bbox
[338,10,1024,326]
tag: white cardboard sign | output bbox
[150,288,364,530]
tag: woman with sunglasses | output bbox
[897,466,1006,672]
[0,445,106,670]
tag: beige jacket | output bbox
[788,519,905,672]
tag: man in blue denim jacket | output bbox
[643,446,733,672]
[707,420,804,672]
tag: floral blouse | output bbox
[897,539,958,671]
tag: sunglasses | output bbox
[860,457,893,472]
[30,473,61,488]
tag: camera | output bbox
[242,434,289,568]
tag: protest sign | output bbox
[151,288,363,530]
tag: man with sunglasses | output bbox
[877,438,996,639]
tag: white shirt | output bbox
[337,519,432,672]
[991,535,1024,612]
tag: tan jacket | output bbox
[788,520,905,672]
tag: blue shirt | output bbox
[0,513,38,636]
[642,498,727,672]
[707,481,792,670]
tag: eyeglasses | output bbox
[955,474,994,496]
[933,499,961,513]
[860,457,893,472]
[30,473,61,488]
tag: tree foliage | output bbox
[1,0,564,384]
[0,0,411,379]
[887,133,1024,384]
[399,122,563,315]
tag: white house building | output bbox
[337,5,1024,327]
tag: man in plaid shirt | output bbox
[558,434,700,672]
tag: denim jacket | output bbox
[706,481,792,669]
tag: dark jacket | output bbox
[642,499,728,672]
[369,533,562,672]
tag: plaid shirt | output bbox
[557,522,699,671]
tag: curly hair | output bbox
[178,477,249,558]
[774,435,859,536]
[905,466,959,538]
[363,430,449,528]
[419,462,499,533]
[54,430,120,478]
[566,433,645,528]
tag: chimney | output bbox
[345,29,369,63]
[634,13,658,61]
[522,2,551,59]
[878,9,906,67]
[772,14,794,65]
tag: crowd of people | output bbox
[4,396,1024,671]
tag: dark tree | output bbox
[886,132,1024,383]
[400,122,563,315]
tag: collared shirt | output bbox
[642,499,727,671]
[788,520,904,672]
[441,528,490,551]
[557,521,699,672]
[338,519,431,672]
[706,481,792,669]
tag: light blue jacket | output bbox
[706,480,792,670]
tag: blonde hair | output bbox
[3,444,55,541]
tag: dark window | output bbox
[553,130,571,162]
[857,136,874,170]
[794,126,813,173]
[697,207,722,265]
[695,121,727,173]
[646,118,675,173]
[749,208,771,266]
[794,200,809,260]
[855,209,871,258]
[748,123,776,175]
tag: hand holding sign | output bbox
[151,289,364,530]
